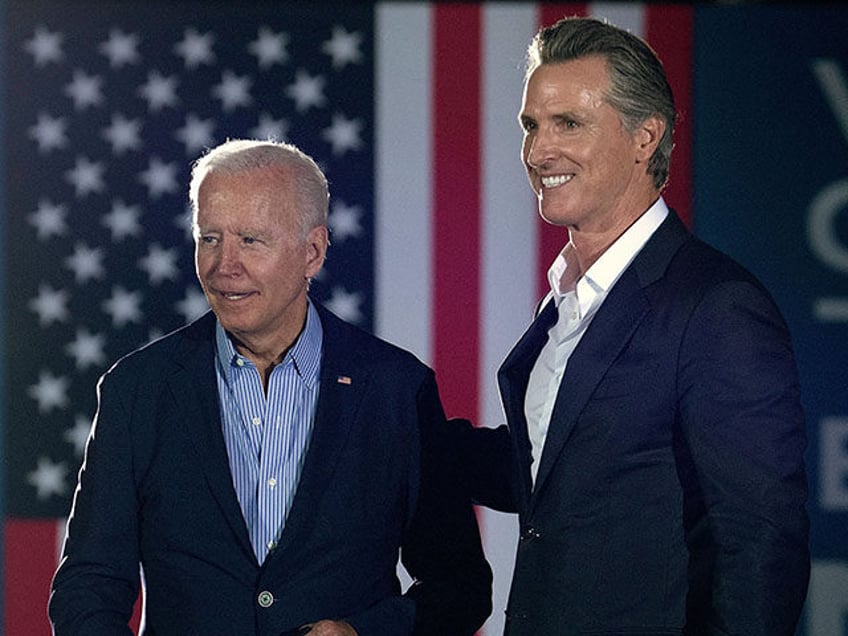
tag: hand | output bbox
[301,620,358,636]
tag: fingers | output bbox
[301,619,357,636]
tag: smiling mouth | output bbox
[220,291,252,300]
[541,174,574,188]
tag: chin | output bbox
[539,207,571,227]
[214,310,252,333]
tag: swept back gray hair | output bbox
[526,16,676,190]
[189,139,329,237]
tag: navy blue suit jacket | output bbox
[465,211,809,635]
[50,303,491,635]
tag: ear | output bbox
[634,114,665,164]
[305,225,329,278]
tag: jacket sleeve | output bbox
[398,372,493,635]
[48,370,141,635]
[450,418,518,512]
[678,278,810,635]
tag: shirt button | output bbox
[252,416,261,426]
[268,477,277,488]
[257,590,274,608]
[267,540,276,551]
[236,358,245,367]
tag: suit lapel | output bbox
[530,267,650,500]
[171,314,256,563]
[498,299,557,512]
[275,306,365,553]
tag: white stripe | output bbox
[376,1,432,594]
[480,4,539,634]
[591,2,646,38]
[375,2,433,365]
[481,4,539,439]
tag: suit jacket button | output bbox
[258,590,274,608]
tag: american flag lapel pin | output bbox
[337,375,352,385]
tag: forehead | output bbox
[198,167,287,204]
[522,56,611,111]
[196,168,297,227]
[200,165,289,194]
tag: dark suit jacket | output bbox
[49,303,492,636]
[465,211,809,635]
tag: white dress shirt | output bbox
[525,198,669,485]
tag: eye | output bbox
[242,236,257,246]
[198,234,218,246]
[555,116,579,130]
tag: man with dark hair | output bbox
[459,16,809,635]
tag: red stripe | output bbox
[539,3,589,28]
[4,519,59,635]
[535,4,588,298]
[432,4,482,422]
[646,4,694,227]
[4,519,143,634]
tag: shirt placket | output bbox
[256,360,297,558]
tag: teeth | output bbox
[223,293,248,300]
[541,174,572,188]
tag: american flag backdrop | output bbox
[1,2,697,634]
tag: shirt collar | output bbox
[215,299,323,389]
[547,197,669,304]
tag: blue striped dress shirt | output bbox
[214,301,323,564]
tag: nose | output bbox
[215,239,243,276]
[525,127,554,170]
